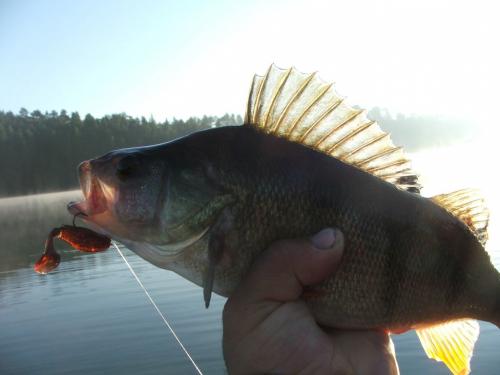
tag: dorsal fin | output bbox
[244,64,421,193]
[416,319,480,375]
[431,189,489,245]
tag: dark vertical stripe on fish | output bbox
[443,221,471,313]
[154,167,170,228]
[384,231,406,321]
[446,236,472,313]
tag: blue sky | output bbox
[1,0,499,124]
[0,0,255,119]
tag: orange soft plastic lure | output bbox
[34,225,111,274]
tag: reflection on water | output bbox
[1,249,226,374]
[1,141,499,374]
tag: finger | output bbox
[231,228,344,304]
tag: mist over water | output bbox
[0,191,82,273]
[1,142,499,374]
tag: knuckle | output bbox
[260,238,312,276]
[267,238,306,259]
[267,238,291,253]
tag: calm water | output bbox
[1,142,499,374]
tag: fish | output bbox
[34,225,111,274]
[67,65,498,375]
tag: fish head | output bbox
[67,136,229,261]
[68,147,164,239]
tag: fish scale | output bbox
[211,135,455,329]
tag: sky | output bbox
[1,0,499,125]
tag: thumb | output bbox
[231,228,344,305]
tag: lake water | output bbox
[1,141,499,374]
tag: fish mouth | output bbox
[68,161,108,218]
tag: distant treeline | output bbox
[367,107,473,152]
[0,108,472,197]
[0,109,242,197]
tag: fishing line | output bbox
[111,241,204,375]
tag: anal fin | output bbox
[416,319,480,375]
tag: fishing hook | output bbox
[72,211,87,227]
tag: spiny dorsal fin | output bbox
[416,319,480,375]
[432,189,489,245]
[245,64,421,193]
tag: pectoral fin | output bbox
[203,258,215,309]
[203,232,225,308]
[415,319,480,375]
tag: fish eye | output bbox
[116,155,139,181]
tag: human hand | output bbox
[223,228,399,374]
